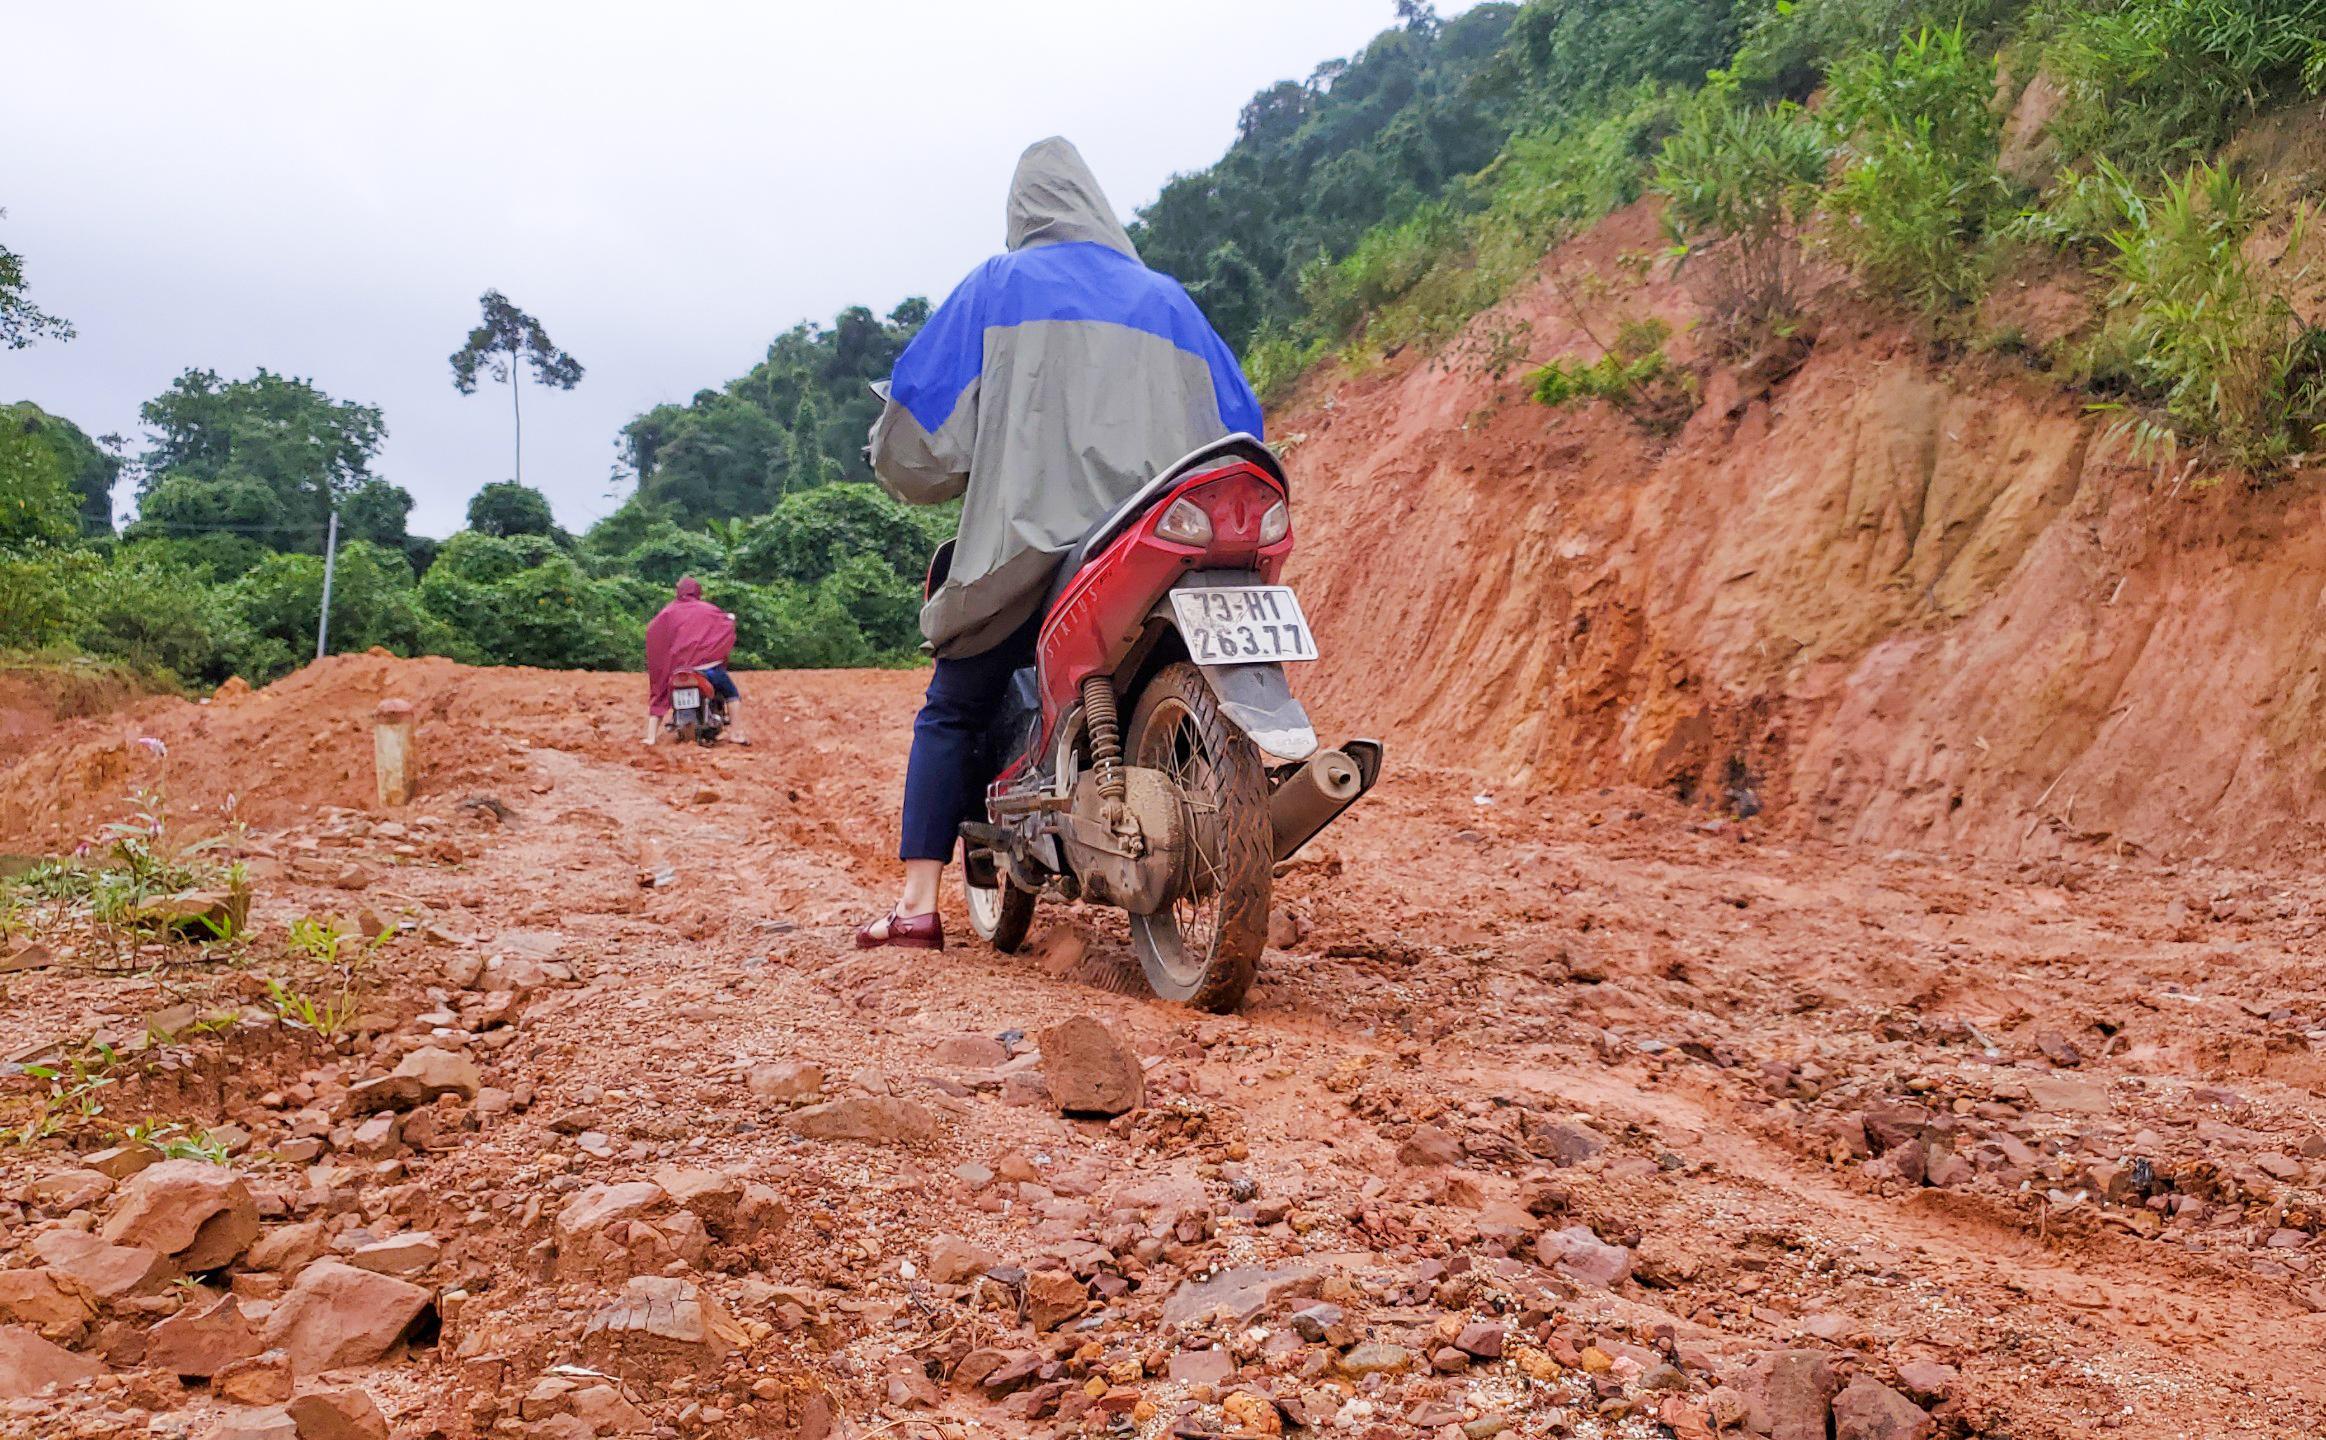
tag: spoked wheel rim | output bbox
[1125,663,1266,1011]
[1133,696,1227,994]
[962,852,1036,952]
[964,876,1005,936]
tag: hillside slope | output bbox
[1283,200,2326,866]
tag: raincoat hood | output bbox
[1005,137,1138,260]
[675,576,703,602]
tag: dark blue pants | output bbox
[899,613,1041,863]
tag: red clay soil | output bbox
[2,653,2324,1440]
[0,664,156,776]
[1278,200,2326,868]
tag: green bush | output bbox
[118,533,270,581]
[0,413,80,548]
[0,546,97,653]
[1290,86,1682,365]
[617,522,727,588]
[426,530,564,587]
[726,580,872,669]
[729,483,951,591]
[227,541,444,681]
[1528,317,1698,429]
[2035,0,2326,173]
[1729,0,2027,97]
[57,551,243,685]
[1244,328,1331,407]
[2009,154,2144,249]
[1653,85,1831,341]
[2083,161,2326,473]
[818,551,924,656]
[415,531,641,671]
[1819,26,2012,315]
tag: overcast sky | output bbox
[3,2,1472,538]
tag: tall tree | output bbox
[621,299,927,525]
[449,290,584,486]
[466,480,558,538]
[1,403,120,534]
[0,209,74,350]
[133,369,387,552]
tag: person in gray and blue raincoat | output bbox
[856,136,1263,951]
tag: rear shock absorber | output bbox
[1080,674,1139,850]
[1081,674,1125,807]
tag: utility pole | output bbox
[315,508,341,662]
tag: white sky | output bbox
[1,2,1472,538]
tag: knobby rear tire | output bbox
[1125,662,1269,1012]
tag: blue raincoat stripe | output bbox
[891,241,1262,441]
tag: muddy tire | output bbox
[1125,662,1270,1011]
[964,871,1036,953]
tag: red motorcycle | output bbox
[665,669,731,745]
[938,434,1380,1011]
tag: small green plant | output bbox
[8,1043,120,1146]
[120,1118,232,1165]
[1818,26,2011,317]
[17,859,94,901]
[1653,84,1831,345]
[2084,161,2326,475]
[268,918,396,1041]
[63,778,250,937]
[286,916,354,966]
[2010,156,2144,252]
[1528,317,1699,431]
[265,975,361,1040]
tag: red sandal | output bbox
[855,910,944,951]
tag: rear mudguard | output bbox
[1153,572,1318,763]
[1199,662,1317,763]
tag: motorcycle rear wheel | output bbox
[1125,662,1269,1011]
[964,871,1036,952]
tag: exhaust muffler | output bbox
[1270,741,1380,861]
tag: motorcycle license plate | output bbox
[673,689,701,712]
[1171,586,1319,664]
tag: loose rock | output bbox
[147,1293,264,1377]
[786,1096,941,1144]
[287,1386,392,1440]
[1832,1377,1934,1440]
[262,1261,433,1372]
[1039,1016,1145,1117]
[99,1159,260,1271]
[0,1323,103,1399]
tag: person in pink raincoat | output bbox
[643,576,748,745]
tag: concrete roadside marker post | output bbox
[374,699,416,807]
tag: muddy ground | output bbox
[3,656,2324,1440]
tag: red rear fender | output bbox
[1034,461,1291,752]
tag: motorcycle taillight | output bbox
[1170,469,1286,554]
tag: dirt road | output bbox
[5,656,2325,1439]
